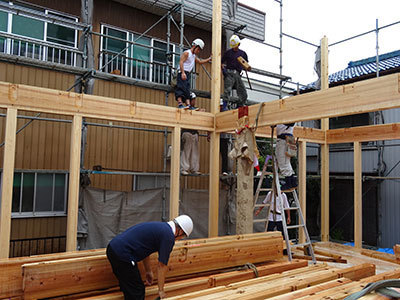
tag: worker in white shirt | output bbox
[276,123,297,190]
[255,191,291,236]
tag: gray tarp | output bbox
[78,187,268,250]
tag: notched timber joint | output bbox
[8,84,17,102]
[130,101,136,116]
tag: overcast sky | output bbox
[238,0,400,88]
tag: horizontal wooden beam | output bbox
[255,126,325,144]
[327,122,400,144]
[216,73,400,132]
[0,82,214,131]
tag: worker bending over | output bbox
[221,34,249,109]
[276,123,297,190]
[255,191,291,237]
[106,215,193,299]
[175,38,211,109]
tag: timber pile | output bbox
[0,232,283,299]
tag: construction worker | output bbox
[180,124,200,175]
[276,123,297,190]
[175,38,211,109]
[255,191,291,237]
[106,215,193,300]
[221,34,249,109]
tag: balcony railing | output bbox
[100,50,196,87]
[10,235,66,257]
[0,32,82,67]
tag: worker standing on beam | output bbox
[175,38,211,109]
[106,215,193,299]
[221,34,249,109]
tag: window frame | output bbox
[2,170,69,218]
[100,23,194,87]
[0,1,79,65]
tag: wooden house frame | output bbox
[1,0,400,259]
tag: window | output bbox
[7,171,68,217]
[0,1,78,65]
[100,25,195,87]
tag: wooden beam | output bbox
[327,122,400,144]
[394,244,400,263]
[215,73,400,132]
[0,82,214,131]
[298,141,306,244]
[354,141,362,249]
[0,108,17,259]
[320,36,330,243]
[254,126,325,144]
[66,115,82,252]
[170,126,181,219]
[208,0,222,238]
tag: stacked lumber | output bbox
[164,263,377,300]
[0,232,283,299]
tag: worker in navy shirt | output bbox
[106,215,193,299]
[221,34,249,109]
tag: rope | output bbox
[236,262,259,278]
[343,279,400,300]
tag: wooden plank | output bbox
[298,141,306,244]
[320,36,330,243]
[0,108,17,259]
[0,82,214,131]
[327,122,400,144]
[169,126,180,219]
[66,115,82,252]
[269,278,352,300]
[255,126,325,144]
[22,233,283,299]
[354,141,362,249]
[215,73,400,132]
[208,0,222,238]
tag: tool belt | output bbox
[226,68,242,75]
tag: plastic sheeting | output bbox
[77,187,266,250]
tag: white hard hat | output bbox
[190,92,196,99]
[229,34,240,48]
[174,215,193,237]
[192,38,205,50]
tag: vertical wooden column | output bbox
[354,141,362,248]
[208,0,222,237]
[66,115,82,252]
[320,36,330,242]
[170,126,181,219]
[298,141,307,244]
[0,108,17,258]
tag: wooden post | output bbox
[66,115,82,252]
[0,108,17,258]
[208,0,222,237]
[354,141,362,248]
[170,126,181,219]
[298,141,307,244]
[320,36,330,242]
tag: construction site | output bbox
[0,0,400,299]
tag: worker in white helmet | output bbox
[175,38,211,109]
[221,34,249,109]
[106,215,193,299]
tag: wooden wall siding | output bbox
[0,62,213,190]
[11,217,67,240]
